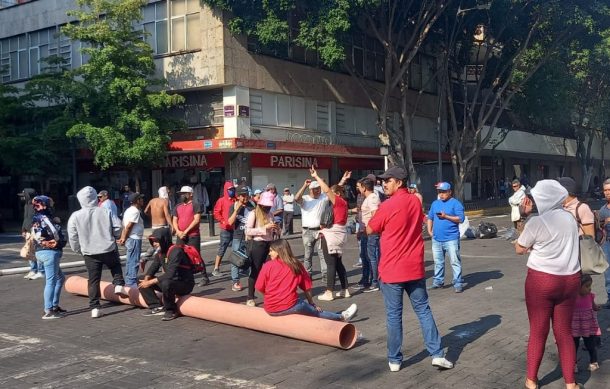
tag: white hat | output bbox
[309,181,320,189]
[179,186,193,193]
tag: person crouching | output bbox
[139,229,195,321]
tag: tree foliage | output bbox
[62,0,184,171]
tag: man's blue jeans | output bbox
[358,234,371,286]
[269,299,342,321]
[36,249,64,312]
[125,238,142,287]
[602,242,610,300]
[431,238,464,289]
[217,229,234,258]
[367,233,380,287]
[230,238,249,283]
[379,279,444,364]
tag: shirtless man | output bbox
[144,186,173,244]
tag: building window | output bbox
[410,53,437,94]
[143,0,168,54]
[141,0,200,54]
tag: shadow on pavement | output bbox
[403,314,502,367]
[462,270,504,289]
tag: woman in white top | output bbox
[245,191,280,307]
[515,180,582,389]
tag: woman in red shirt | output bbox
[255,239,357,321]
[309,167,350,301]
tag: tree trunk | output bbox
[401,85,417,182]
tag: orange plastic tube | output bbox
[64,276,357,349]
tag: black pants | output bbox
[574,336,598,364]
[248,240,270,299]
[176,234,200,250]
[321,235,347,290]
[283,212,294,234]
[84,250,126,308]
[139,276,194,312]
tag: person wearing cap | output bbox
[212,181,237,277]
[252,189,262,204]
[408,183,423,204]
[68,186,128,318]
[244,190,280,306]
[227,185,255,292]
[426,182,465,293]
[118,192,145,287]
[282,187,295,235]
[266,183,284,233]
[509,179,526,235]
[353,176,381,293]
[295,178,328,276]
[366,166,454,372]
[97,190,119,221]
[558,177,595,237]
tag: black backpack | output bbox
[478,222,497,239]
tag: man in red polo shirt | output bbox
[367,166,453,373]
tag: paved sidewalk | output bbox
[0,214,608,388]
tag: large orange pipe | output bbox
[64,276,357,349]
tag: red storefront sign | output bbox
[163,153,224,169]
[251,154,332,169]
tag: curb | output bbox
[465,207,510,218]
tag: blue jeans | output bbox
[29,259,44,273]
[217,229,233,258]
[358,234,371,286]
[230,238,248,282]
[269,299,342,321]
[367,234,380,287]
[125,238,142,287]
[379,279,444,364]
[36,249,64,312]
[431,238,464,289]
[603,242,610,300]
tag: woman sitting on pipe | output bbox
[255,239,357,321]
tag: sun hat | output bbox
[258,191,275,207]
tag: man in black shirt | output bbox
[139,229,195,321]
[227,186,255,291]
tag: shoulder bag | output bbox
[20,232,35,260]
[575,203,608,275]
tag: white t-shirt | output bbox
[517,209,580,275]
[282,194,295,212]
[122,206,144,239]
[361,192,380,227]
[300,194,328,228]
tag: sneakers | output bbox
[114,285,128,298]
[335,289,351,299]
[353,262,363,268]
[589,362,600,372]
[427,283,443,290]
[351,283,366,291]
[52,306,67,314]
[211,268,222,277]
[317,290,335,301]
[42,311,62,320]
[363,285,380,293]
[341,303,358,322]
[198,276,210,287]
[142,307,166,316]
[91,308,103,318]
[388,362,401,372]
[231,282,243,292]
[454,287,464,293]
[30,272,44,280]
[246,299,256,307]
[162,311,178,321]
[432,357,454,370]
[23,271,35,279]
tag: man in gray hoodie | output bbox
[68,186,128,318]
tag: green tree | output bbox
[202,0,449,181]
[441,0,608,200]
[62,0,184,190]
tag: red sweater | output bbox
[213,181,236,231]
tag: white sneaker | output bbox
[389,362,401,372]
[335,289,351,298]
[23,271,35,279]
[246,299,256,307]
[30,272,44,280]
[317,291,335,301]
[91,308,103,318]
[114,285,128,298]
[431,357,454,370]
[341,303,358,322]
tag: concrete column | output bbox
[223,86,251,138]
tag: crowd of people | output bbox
[16,168,610,384]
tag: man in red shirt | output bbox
[367,166,454,373]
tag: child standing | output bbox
[572,274,601,372]
[255,239,357,322]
